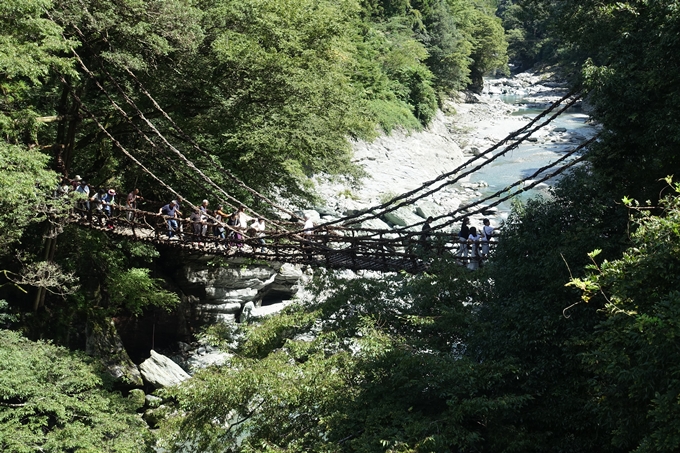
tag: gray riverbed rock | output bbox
[139,350,190,388]
[415,200,444,219]
[383,206,424,227]
[174,256,304,327]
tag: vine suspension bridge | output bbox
[58,33,594,273]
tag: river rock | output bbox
[251,301,292,321]
[359,217,391,231]
[174,256,304,327]
[383,206,424,227]
[186,349,231,372]
[415,200,443,219]
[139,350,190,388]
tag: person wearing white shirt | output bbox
[251,218,266,252]
[481,218,494,258]
[467,226,481,270]
[237,205,252,230]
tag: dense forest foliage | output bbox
[2,0,680,451]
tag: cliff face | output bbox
[173,255,304,325]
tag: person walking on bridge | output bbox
[251,217,266,252]
[159,200,180,239]
[467,226,481,270]
[420,216,433,251]
[126,188,142,221]
[481,218,494,260]
[455,217,470,261]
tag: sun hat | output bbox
[108,189,116,196]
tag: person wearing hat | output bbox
[101,189,116,229]
[74,180,90,214]
[159,200,180,238]
[71,175,83,191]
[103,189,116,217]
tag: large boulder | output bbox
[139,350,190,388]
[383,206,424,228]
[359,217,391,231]
[86,319,143,389]
[175,257,305,328]
[415,200,443,219]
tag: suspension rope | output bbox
[318,91,582,230]
[67,14,300,221]
[407,136,596,231]
[120,66,302,221]
[58,75,193,211]
[63,26,285,230]
[63,33,284,231]
[375,136,596,244]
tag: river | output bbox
[468,94,598,219]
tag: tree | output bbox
[0,144,60,255]
[569,184,680,452]
[529,0,680,204]
[0,329,152,452]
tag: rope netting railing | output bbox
[66,203,496,273]
[63,33,287,232]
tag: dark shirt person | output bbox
[420,216,433,250]
[159,200,180,238]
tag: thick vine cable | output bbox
[304,90,579,232]
[406,136,596,232]
[120,66,302,221]
[67,9,301,222]
[65,40,285,231]
[346,134,596,244]
[271,92,584,238]
[376,155,591,246]
[333,93,583,228]
[58,75,194,212]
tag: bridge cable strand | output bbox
[57,75,194,211]
[356,118,596,239]
[242,119,592,242]
[331,93,583,229]
[397,135,596,234]
[273,92,584,239]
[71,45,285,230]
[57,43,252,237]
[68,2,301,222]
[311,91,581,232]
[64,35,287,232]
[119,66,303,222]
[56,31,238,215]
[60,75,252,240]
[62,48,246,233]
[375,136,596,244]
